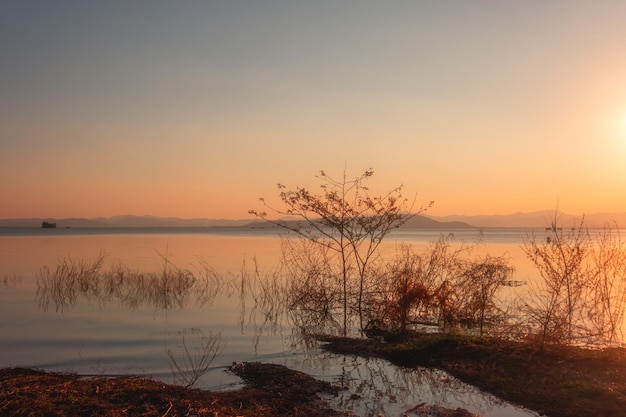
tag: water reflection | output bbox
[35,254,224,313]
[1,273,22,289]
[30,252,541,416]
[296,354,539,417]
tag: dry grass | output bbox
[0,363,351,417]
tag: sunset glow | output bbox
[1,2,626,220]
[619,110,626,142]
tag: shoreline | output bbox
[3,333,626,417]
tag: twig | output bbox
[161,401,173,417]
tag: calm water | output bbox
[0,227,541,417]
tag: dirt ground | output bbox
[0,363,350,417]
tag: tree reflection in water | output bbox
[236,257,289,352]
[34,253,236,389]
[286,353,539,417]
[33,254,539,416]
[35,253,224,313]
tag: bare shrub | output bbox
[522,214,626,348]
[587,223,626,344]
[369,243,437,333]
[364,236,515,336]
[454,255,514,335]
[522,216,591,346]
[167,329,224,388]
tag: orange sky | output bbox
[1,2,626,220]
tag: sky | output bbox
[2,1,626,220]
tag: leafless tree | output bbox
[250,168,432,335]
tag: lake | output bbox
[0,227,542,417]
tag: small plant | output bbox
[36,253,105,312]
[35,252,220,312]
[167,329,224,388]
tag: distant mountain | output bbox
[99,215,250,228]
[428,211,626,229]
[402,215,473,229]
[0,214,472,229]
[0,215,253,228]
[1,211,624,229]
[242,214,474,230]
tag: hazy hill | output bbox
[402,215,473,229]
[1,211,625,229]
[0,214,471,229]
[0,216,252,228]
[429,211,626,229]
[241,214,473,230]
